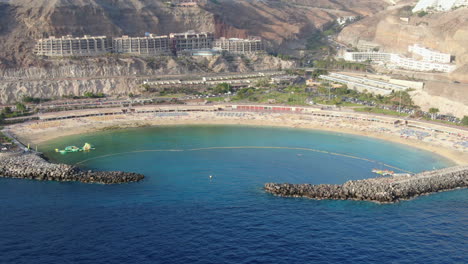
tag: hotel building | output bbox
[169,31,215,52]
[408,44,451,63]
[213,37,265,54]
[112,35,170,55]
[34,35,111,57]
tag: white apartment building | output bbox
[343,52,394,63]
[169,31,214,52]
[408,44,451,63]
[113,35,170,55]
[213,37,265,54]
[35,35,112,57]
[413,0,468,12]
[391,56,456,73]
[342,49,456,73]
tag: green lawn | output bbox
[158,93,187,98]
[353,107,409,117]
[207,97,227,102]
[0,130,12,144]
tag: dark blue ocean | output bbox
[1,126,467,264]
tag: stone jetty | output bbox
[265,166,468,203]
[0,153,144,184]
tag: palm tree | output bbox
[429,108,439,120]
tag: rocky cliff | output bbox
[0,54,295,103]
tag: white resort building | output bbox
[169,31,215,52]
[112,35,170,55]
[408,44,451,63]
[34,35,112,57]
[342,44,456,73]
[343,52,394,63]
[391,56,456,73]
[35,31,270,58]
[213,37,265,54]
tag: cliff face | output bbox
[0,54,296,103]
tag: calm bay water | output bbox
[1,125,466,263]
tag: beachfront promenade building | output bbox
[319,72,408,96]
[112,35,170,55]
[213,37,265,54]
[34,35,112,57]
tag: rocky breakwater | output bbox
[265,166,468,203]
[0,153,144,184]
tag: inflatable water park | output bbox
[372,169,394,176]
[55,143,94,154]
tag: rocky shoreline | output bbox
[0,153,144,184]
[265,166,468,203]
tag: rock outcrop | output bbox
[0,54,296,103]
[265,166,468,203]
[0,153,144,184]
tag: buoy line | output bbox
[74,146,414,174]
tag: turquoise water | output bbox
[1,125,466,263]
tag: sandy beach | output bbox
[6,106,468,165]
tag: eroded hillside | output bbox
[0,0,390,67]
[337,1,468,116]
[338,3,468,81]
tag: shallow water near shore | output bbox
[1,125,466,263]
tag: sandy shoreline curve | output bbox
[6,105,468,166]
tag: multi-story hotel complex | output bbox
[35,31,265,57]
[391,56,456,73]
[112,35,170,55]
[213,37,265,54]
[34,35,112,57]
[408,44,451,63]
[343,52,394,63]
[169,31,214,52]
[342,43,456,73]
